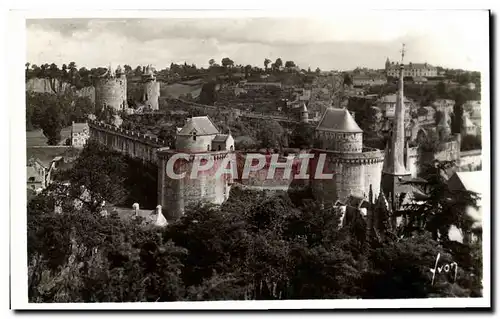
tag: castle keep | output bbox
[157,116,235,221]
[95,65,127,112]
[309,108,385,205]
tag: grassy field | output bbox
[26,126,72,147]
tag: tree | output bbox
[135,66,143,76]
[257,120,286,150]
[285,61,296,69]
[221,57,234,69]
[451,90,466,134]
[315,67,321,74]
[264,58,271,72]
[41,103,65,145]
[209,59,215,67]
[244,65,252,79]
[343,73,353,87]
[274,58,283,71]
[460,134,481,151]
[436,81,446,96]
[123,65,132,74]
[403,160,479,241]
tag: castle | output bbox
[95,65,128,112]
[94,64,160,113]
[141,65,160,110]
[309,108,385,205]
[156,117,235,220]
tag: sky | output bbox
[25,11,489,72]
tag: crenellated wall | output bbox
[309,147,385,204]
[88,120,168,164]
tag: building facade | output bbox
[71,122,90,148]
[385,58,438,78]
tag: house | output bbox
[377,94,412,118]
[27,158,48,193]
[417,106,436,122]
[432,99,455,114]
[352,74,387,87]
[71,122,90,148]
[26,156,65,193]
[386,60,438,78]
[175,116,234,153]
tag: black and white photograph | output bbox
[9,8,491,310]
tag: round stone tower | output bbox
[310,107,385,204]
[142,65,160,110]
[95,65,127,112]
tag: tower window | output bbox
[192,132,197,141]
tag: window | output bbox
[192,132,197,141]
[28,177,35,182]
[218,145,221,151]
[207,144,211,151]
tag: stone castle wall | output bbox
[143,80,160,110]
[95,76,127,111]
[309,148,385,204]
[316,131,363,153]
[88,120,168,164]
[157,150,232,221]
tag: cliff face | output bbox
[26,78,95,104]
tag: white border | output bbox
[8,5,492,311]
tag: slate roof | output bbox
[178,116,219,136]
[212,134,230,143]
[316,108,363,133]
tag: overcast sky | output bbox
[26,11,489,71]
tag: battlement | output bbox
[310,147,385,164]
[88,120,169,147]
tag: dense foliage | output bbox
[26,92,93,144]
[28,144,483,302]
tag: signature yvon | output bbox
[430,253,458,285]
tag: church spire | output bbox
[383,43,408,176]
[381,44,412,213]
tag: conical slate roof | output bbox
[316,108,363,133]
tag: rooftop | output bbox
[378,94,411,104]
[177,116,220,136]
[316,108,363,133]
[212,134,230,143]
[447,171,482,194]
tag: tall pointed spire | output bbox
[383,43,408,175]
[381,44,412,212]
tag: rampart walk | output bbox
[88,120,169,164]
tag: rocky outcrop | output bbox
[26,78,95,104]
